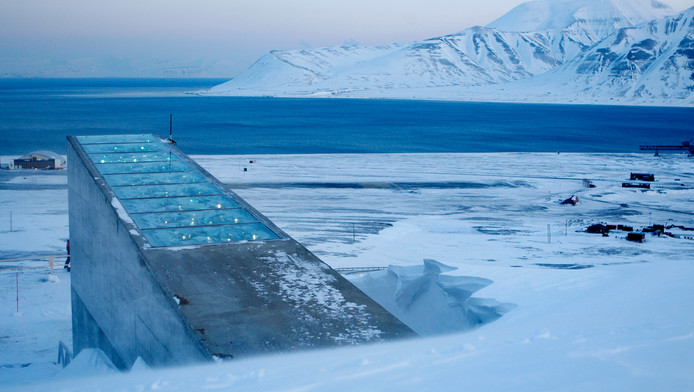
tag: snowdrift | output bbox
[350,259,515,336]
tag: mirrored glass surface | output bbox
[82,143,167,154]
[77,134,158,144]
[105,171,207,186]
[112,182,221,199]
[131,209,258,229]
[89,151,179,164]
[142,223,279,247]
[120,195,241,213]
[96,161,192,175]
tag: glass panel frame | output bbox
[77,133,282,247]
[82,143,167,154]
[104,171,207,186]
[141,223,279,247]
[131,209,258,229]
[77,134,159,144]
[119,195,241,213]
[89,151,180,164]
[111,183,222,199]
[96,161,192,175]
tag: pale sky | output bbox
[0,0,692,77]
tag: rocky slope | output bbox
[208,0,692,106]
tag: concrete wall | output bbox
[68,140,210,369]
[68,135,415,369]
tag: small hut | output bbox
[13,151,66,170]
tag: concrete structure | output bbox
[67,134,415,370]
[13,150,66,170]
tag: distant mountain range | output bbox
[0,57,236,79]
[207,0,693,106]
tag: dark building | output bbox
[630,173,655,182]
[13,151,66,170]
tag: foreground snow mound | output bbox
[57,349,118,379]
[350,259,515,336]
[128,357,150,373]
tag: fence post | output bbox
[49,256,54,275]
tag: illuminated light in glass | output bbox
[79,133,280,247]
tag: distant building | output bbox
[13,151,66,170]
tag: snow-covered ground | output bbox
[1,152,693,391]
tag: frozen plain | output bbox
[1,152,693,391]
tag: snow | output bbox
[204,0,693,106]
[255,250,384,343]
[56,349,118,380]
[350,259,515,336]
[110,198,135,225]
[1,152,694,391]
[487,0,675,32]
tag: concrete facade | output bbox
[68,141,210,369]
[68,135,415,369]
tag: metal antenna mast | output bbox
[167,113,176,145]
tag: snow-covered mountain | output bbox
[488,0,674,33]
[538,6,694,102]
[208,0,693,106]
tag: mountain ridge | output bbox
[207,0,693,106]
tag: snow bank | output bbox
[2,152,693,391]
[55,348,118,379]
[350,259,515,335]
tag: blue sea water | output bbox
[0,78,692,155]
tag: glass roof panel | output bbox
[142,223,279,247]
[112,183,222,199]
[77,133,282,247]
[89,151,180,164]
[119,195,240,213]
[96,161,192,175]
[77,134,158,144]
[104,171,207,186]
[131,209,258,229]
[82,143,167,154]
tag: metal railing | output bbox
[335,267,388,274]
[0,254,69,275]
